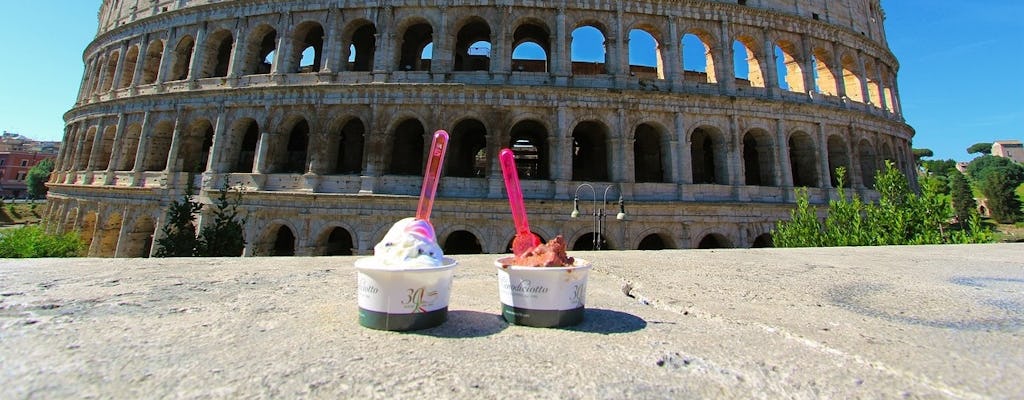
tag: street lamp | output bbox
[570,183,626,250]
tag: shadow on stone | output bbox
[565,308,647,334]
[411,310,508,338]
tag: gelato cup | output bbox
[355,257,457,331]
[494,257,592,328]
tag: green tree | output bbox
[948,172,977,227]
[967,155,1024,184]
[979,171,1023,223]
[967,142,993,155]
[770,187,823,247]
[154,178,202,257]
[26,158,54,199]
[911,148,933,166]
[0,226,84,258]
[197,183,247,257]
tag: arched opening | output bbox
[858,139,878,188]
[398,22,433,71]
[454,19,491,71]
[333,119,365,174]
[571,121,609,181]
[734,36,765,88]
[119,45,140,89]
[124,216,156,257]
[697,233,730,249]
[448,119,488,178]
[509,120,549,180]
[292,22,324,73]
[690,127,727,184]
[511,22,549,73]
[444,230,483,255]
[571,25,607,75]
[271,226,295,256]
[841,53,863,102]
[170,35,195,81]
[775,41,804,92]
[200,29,234,78]
[77,127,96,170]
[244,25,277,75]
[572,232,608,251]
[323,227,354,256]
[97,125,116,171]
[864,59,882,107]
[742,129,775,186]
[503,231,546,253]
[117,123,142,171]
[633,123,665,183]
[231,119,258,173]
[346,22,376,71]
[145,121,174,171]
[789,132,819,187]
[752,233,773,248]
[682,31,716,83]
[102,52,119,91]
[283,119,309,173]
[79,212,98,254]
[141,40,163,85]
[812,49,837,96]
[389,119,425,175]
[97,213,123,257]
[638,234,668,250]
[177,119,212,173]
[628,28,663,79]
[827,135,851,187]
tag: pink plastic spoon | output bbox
[415,130,449,222]
[499,148,542,255]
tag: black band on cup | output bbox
[501,304,584,328]
[358,307,448,331]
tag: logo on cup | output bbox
[358,282,380,295]
[402,287,438,313]
[570,283,585,306]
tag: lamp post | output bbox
[571,183,626,250]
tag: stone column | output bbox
[106,113,128,172]
[666,16,682,91]
[163,109,186,174]
[762,28,779,94]
[110,41,130,91]
[553,8,568,80]
[131,112,153,186]
[130,34,149,90]
[155,27,175,85]
[372,6,394,79]
[718,21,735,94]
[431,6,450,74]
[554,106,570,182]
[855,51,870,105]
[188,23,209,80]
[254,131,274,174]
[87,120,107,171]
[775,119,793,188]
[205,109,229,174]
[817,123,832,189]
[675,112,691,184]
[728,115,742,186]
[800,35,816,97]
[616,108,629,182]
[322,9,342,73]
[227,17,248,80]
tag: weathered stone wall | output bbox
[51,0,913,257]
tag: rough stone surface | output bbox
[3,244,1022,398]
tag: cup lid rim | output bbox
[493,256,591,270]
[355,256,457,271]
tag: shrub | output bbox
[0,226,85,258]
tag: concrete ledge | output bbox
[2,244,1022,398]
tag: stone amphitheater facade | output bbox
[47,0,914,257]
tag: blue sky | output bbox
[0,1,1019,162]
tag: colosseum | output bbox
[47,0,914,257]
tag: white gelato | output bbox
[372,217,444,267]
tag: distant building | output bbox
[0,132,60,198]
[991,140,1023,164]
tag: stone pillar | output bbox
[775,119,793,188]
[431,7,450,74]
[110,41,130,91]
[130,35,149,90]
[322,9,342,73]
[830,41,844,99]
[188,23,209,80]
[106,113,128,173]
[675,112,691,184]
[728,115,742,186]
[666,16,682,91]
[163,109,186,174]
[227,17,248,79]
[762,28,779,94]
[205,109,229,174]
[87,120,107,171]
[372,6,394,78]
[719,21,735,94]
[554,106,570,182]
[553,8,568,80]
[155,27,175,85]
[856,51,870,105]
[800,35,816,97]
[131,111,153,175]
[113,208,133,258]
[817,123,832,189]
[254,131,274,174]
[616,108,629,182]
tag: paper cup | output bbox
[355,257,457,331]
[494,257,592,328]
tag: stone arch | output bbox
[448,118,489,178]
[141,39,163,85]
[79,211,99,253]
[388,118,426,175]
[858,138,878,187]
[291,21,324,73]
[219,117,255,173]
[271,116,311,174]
[742,128,776,186]
[571,120,610,181]
[123,214,156,257]
[199,28,234,78]
[827,134,851,187]
[256,221,298,256]
[96,125,117,171]
[243,24,277,75]
[443,230,484,255]
[508,119,550,180]
[169,34,195,81]
[77,126,97,170]
[571,23,608,75]
[119,45,140,89]
[864,58,882,107]
[628,27,663,79]
[841,52,863,102]
[117,123,143,171]
[697,232,732,249]
[637,229,675,250]
[88,55,105,94]
[397,19,433,71]
[63,207,81,237]
[690,125,728,184]
[682,29,718,83]
[511,19,550,73]
[752,233,773,248]
[774,39,804,93]
[145,120,175,171]
[733,32,765,88]
[343,19,376,72]
[179,118,213,173]
[316,225,355,256]
[101,50,119,91]
[453,16,492,72]
[633,122,666,183]
[96,211,123,257]
[789,131,819,187]
[812,47,837,96]
[572,232,612,251]
[326,116,365,174]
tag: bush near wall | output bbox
[0,226,85,258]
